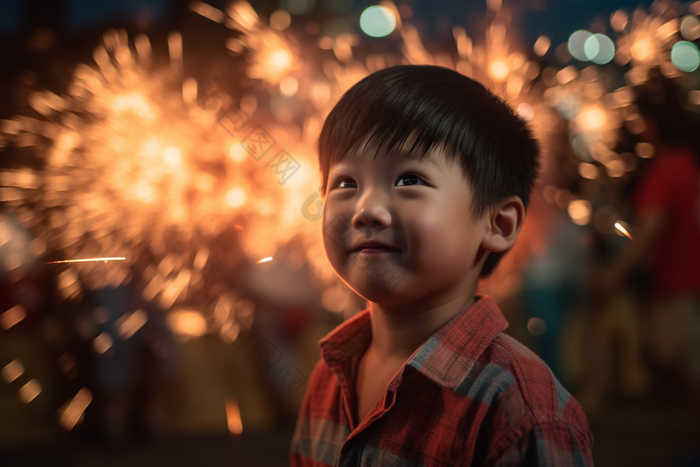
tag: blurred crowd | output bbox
[509,70,700,464]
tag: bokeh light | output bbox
[568,30,592,61]
[527,317,547,336]
[671,41,700,72]
[359,5,396,38]
[680,15,700,40]
[533,35,551,56]
[568,200,592,225]
[270,10,292,31]
[584,33,615,64]
[610,9,629,32]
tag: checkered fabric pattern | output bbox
[290,294,594,466]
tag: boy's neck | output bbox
[366,289,478,363]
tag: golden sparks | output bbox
[44,257,126,264]
[615,222,635,242]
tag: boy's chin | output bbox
[344,272,409,305]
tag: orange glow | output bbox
[487,0,502,11]
[228,143,246,161]
[188,1,225,23]
[533,35,551,57]
[610,10,628,32]
[578,163,599,180]
[631,38,653,61]
[1,305,27,330]
[226,188,246,207]
[567,200,592,226]
[135,182,155,202]
[18,379,41,404]
[0,0,561,334]
[580,108,607,130]
[229,1,259,31]
[58,388,93,431]
[269,10,291,31]
[490,60,509,81]
[164,147,182,168]
[117,309,148,339]
[556,66,578,84]
[311,83,331,104]
[225,398,243,434]
[606,159,625,178]
[270,49,292,69]
[112,93,155,120]
[635,142,655,159]
[280,76,299,96]
[2,360,24,383]
[167,310,207,336]
[92,332,113,354]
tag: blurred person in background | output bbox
[239,235,323,428]
[87,270,177,445]
[519,171,590,387]
[592,70,700,447]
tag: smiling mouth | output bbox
[352,247,401,254]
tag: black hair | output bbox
[318,65,540,277]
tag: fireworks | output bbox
[0,27,323,322]
[615,222,635,241]
[1,0,698,330]
[614,2,683,83]
[44,256,126,264]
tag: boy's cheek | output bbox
[321,218,350,271]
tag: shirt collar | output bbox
[318,294,509,391]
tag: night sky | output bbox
[0,0,660,47]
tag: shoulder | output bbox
[490,333,590,431]
[303,357,339,404]
[456,332,593,458]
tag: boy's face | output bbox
[322,138,490,309]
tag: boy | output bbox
[291,65,594,466]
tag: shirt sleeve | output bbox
[290,376,311,467]
[491,422,594,467]
[290,358,325,467]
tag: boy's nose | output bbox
[351,192,392,229]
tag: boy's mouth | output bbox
[353,248,399,254]
[350,240,401,253]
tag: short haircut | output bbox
[318,65,540,277]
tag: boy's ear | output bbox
[481,197,526,253]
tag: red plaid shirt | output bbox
[290,294,594,466]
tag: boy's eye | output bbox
[336,178,357,189]
[396,173,427,186]
[331,173,426,189]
